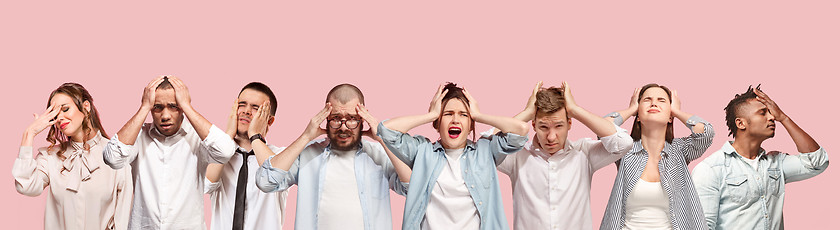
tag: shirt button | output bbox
[479,202,483,205]
[464,170,468,173]
[471,185,475,188]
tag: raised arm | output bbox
[562,81,617,137]
[105,77,165,168]
[669,90,706,134]
[115,76,164,145]
[267,103,330,170]
[357,104,411,183]
[15,104,60,195]
[383,84,447,133]
[609,87,641,126]
[463,88,529,136]
[205,98,240,184]
[168,76,213,140]
[755,88,820,153]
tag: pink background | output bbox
[2,1,837,229]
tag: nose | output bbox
[767,112,775,121]
[546,129,557,142]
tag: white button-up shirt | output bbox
[205,144,288,230]
[492,126,633,230]
[104,120,235,229]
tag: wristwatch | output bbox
[249,133,265,143]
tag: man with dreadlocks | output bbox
[692,85,829,230]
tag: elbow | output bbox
[513,122,530,136]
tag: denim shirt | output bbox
[692,141,829,230]
[255,138,408,230]
[377,122,527,230]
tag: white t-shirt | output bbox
[421,148,480,230]
[317,148,364,230]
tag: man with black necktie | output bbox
[205,82,287,230]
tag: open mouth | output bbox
[647,109,660,113]
[448,127,462,139]
[239,118,251,123]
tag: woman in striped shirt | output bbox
[600,83,714,230]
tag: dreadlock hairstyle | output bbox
[724,84,761,137]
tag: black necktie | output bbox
[232,149,254,230]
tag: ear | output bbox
[567,119,572,129]
[83,100,92,113]
[735,117,747,130]
[268,116,275,126]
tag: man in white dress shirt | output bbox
[490,82,633,230]
[205,82,287,230]
[103,76,236,229]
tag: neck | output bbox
[70,129,94,143]
[235,132,252,151]
[640,125,667,155]
[731,135,765,159]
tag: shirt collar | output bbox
[148,119,189,139]
[432,139,476,152]
[629,139,674,157]
[525,136,572,160]
[722,141,767,159]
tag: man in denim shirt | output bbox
[255,84,411,230]
[693,85,829,230]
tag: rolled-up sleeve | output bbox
[588,125,634,170]
[487,132,527,165]
[678,115,715,162]
[377,121,432,167]
[256,154,299,193]
[103,134,139,169]
[200,125,236,164]
[13,146,49,196]
[782,147,829,183]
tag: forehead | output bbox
[238,88,270,104]
[443,98,468,111]
[535,109,568,124]
[642,87,669,99]
[740,99,767,114]
[328,97,360,115]
[154,89,176,104]
[49,93,74,106]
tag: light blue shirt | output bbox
[377,122,527,230]
[693,141,829,230]
[255,138,408,230]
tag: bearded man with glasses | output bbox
[255,84,411,230]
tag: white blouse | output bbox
[13,133,133,230]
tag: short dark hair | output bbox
[724,84,760,137]
[240,82,278,116]
[630,83,674,143]
[326,84,365,105]
[157,77,173,90]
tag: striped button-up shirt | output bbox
[601,115,714,230]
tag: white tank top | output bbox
[623,178,673,230]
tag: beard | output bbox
[328,128,361,151]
